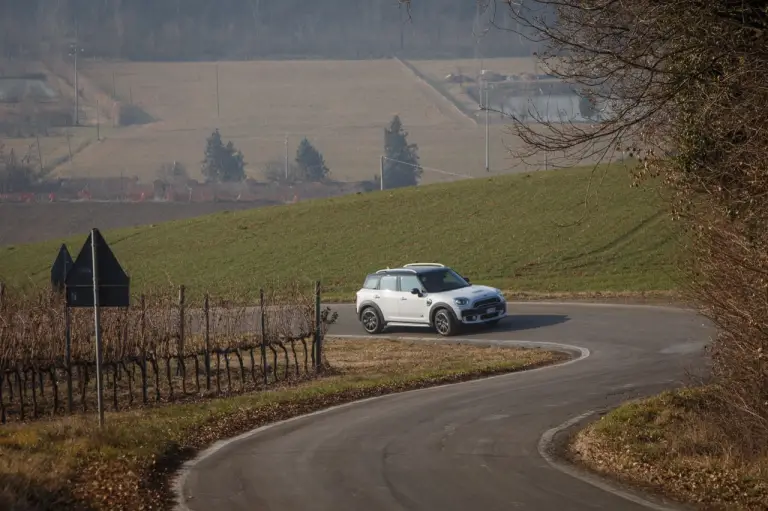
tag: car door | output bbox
[396,274,430,323]
[376,275,400,321]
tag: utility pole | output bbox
[285,134,289,180]
[485,81,490,172]
[215,63,220,117]
[69,25,82,126]
[380,155,385,191]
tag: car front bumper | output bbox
[459,302,507,324]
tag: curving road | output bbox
[176,302,713,511]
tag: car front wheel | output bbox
[433,308,458,336]
[360,306,384,334]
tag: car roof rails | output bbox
[403,263,445,268]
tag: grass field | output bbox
[0,337,562,510]
[0,162,681,300]
[12,57,585,184]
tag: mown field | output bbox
[17,57,573,183]
[0,162,682,300]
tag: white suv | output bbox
[355,263,507,336]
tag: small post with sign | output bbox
[65,228,130,428]
[50,243,74,414]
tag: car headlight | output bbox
[454,297,470,306]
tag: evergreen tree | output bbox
[295,138,329,182]
[382,115,422,188]
[201,128,246,182]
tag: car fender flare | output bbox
[358,301,385,321]
[429,303,457,326]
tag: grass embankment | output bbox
[570,388,768,510]
[0,338,564,511]
[0,163,681,301]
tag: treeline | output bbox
[0,0,551,61]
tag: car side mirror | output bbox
[462,275,471,284]
[411,288,422,296]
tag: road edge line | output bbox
[538,411,686,511]
[173,336,589,511]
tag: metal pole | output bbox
[485,82,489,172]
[260,289,268,386]
[72,22,80,127]
[215,63,220,117]
[96,100,100,140]
[91,229,105,427]
[285,134,289,180]
[380,155,385,191]
[73,42,79,126]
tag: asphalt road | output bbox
[176,302,713,511]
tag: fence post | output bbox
[260,289,268,386]
[314,280,322,371]
[0,282,5,310]
[177,285,185,377]
[65,301,73,414]
[140,294,148,405]
[204,293,211,391]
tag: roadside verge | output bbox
[0,337,568,511]
[542,388,768,511]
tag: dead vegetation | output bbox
[571,388,768,510]
[0,337,562,510]
[484,0,768,506]
[0,281,337,424]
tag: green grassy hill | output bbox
[0,164,682,301]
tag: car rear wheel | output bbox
[360,306,384,334]
[433,308,458,336]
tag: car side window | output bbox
[363,275,380,290]
[399,275,423,293]
[379,275,398,291]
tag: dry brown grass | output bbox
[0,337,563,510]
[570,387,768,510]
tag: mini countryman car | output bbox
[355,263,507,336]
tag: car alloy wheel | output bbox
[434,310,452,336]
[361,308,380,333]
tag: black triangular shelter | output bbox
[51,243,74,293]
[65,229,130,308]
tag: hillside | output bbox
[0,163,682,300]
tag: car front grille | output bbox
[473,297,501,308]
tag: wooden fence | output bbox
[0,281,337,423]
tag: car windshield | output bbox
[417,269,470,293]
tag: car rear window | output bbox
[363,275,380,289]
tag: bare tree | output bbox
[454,0,768,439]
